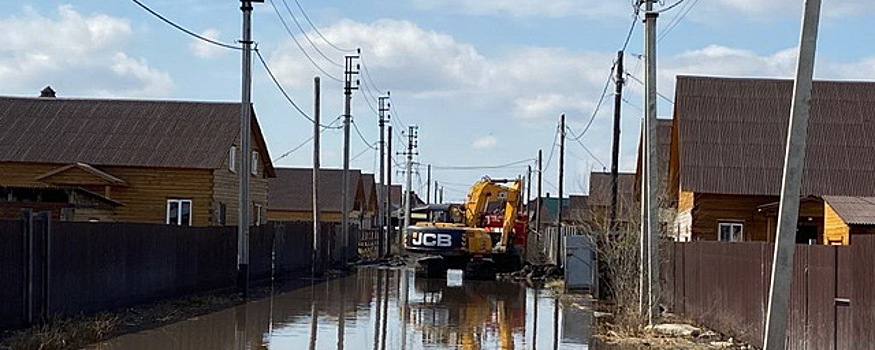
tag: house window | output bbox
[251,151,259,176]
[254,203,264,226]
[229,146,237,173]
[167,199,193,226]
[217,202,227,226]
[718,222,743,242]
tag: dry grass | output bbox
[2,313,119,350]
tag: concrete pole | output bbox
[386,126,393,255]
[341,54,359,267]
[642,0,661,325]
[537,150,543,237]
[312,77,322,277]
[378,94,389,258]
[764,0,821,348]
[403,126,417,241]
[426,164,432,204]
[237,0,256,297]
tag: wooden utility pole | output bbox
[312,76,322,277]
[527,165,532,208]
[764,0,821,348]
[378,94,390,258]
[434,181,439,203]
[237,0,260,297]
[557,115,566,268]
[610,50,624,231]
[341,53,359,267]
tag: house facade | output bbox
[0,94,275,226]
[668,76,875,243]
[267,167,371,224]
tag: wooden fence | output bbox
[0,218,359,330]
[662,238,875,349]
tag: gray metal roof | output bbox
[0,96,274,175]
[674,76,875,196]
[823,196,875,226]
[268,167,362,212]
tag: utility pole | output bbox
[378,93,390,258]
[341,52,360,267]
[439,187,443,203]
[401,126,419,245]
[537,150,543,239]
[312,76,322,277]
[386,126,393,256]
[610,50,624,231]
[557,115,566,268]
[526,165,532,209]
[237,0,261,297]
[764,0,821,348]
[426,165,432,204]
[641,0,661,325]
[434,181,439,203]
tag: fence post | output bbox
[21,209,33,325]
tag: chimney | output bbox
[39,86,56,98]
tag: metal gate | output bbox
[564,234,596,293]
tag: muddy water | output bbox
[88,267,591,349]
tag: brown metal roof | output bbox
[674,76,875,196]
[589,171,636,207]
[0,96,274,175]
[268,167,363,212]
[823,196,875,226]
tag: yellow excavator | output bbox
[404,177,527,279]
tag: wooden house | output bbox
[667,76,875,243]
[266,167,370,224]
[585,172,637,229]
[0,94,275,226]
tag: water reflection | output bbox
[88,267,590,350]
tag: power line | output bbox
[429,158,534,170]
[351,142,377,162]
[267,0,342,82]
[543,122,561,172]
[278,0,343,68]
[572,63,616,141]
[291,0,357,53]
[359,56,386,95]
[351,120,376,148]
[255,48,338,126]
[130,0,240,50]
[272,116,343,162]
[659,0,700,42]
[654,0,687,13]
[567,127,608,169]
[625,71,675,104]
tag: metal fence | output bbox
[662,239,875,349]
[542,225,581,266]
[0,218,358,330]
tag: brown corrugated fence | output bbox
[0,219,358,330]
[664,239,875,349]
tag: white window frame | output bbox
[718,221,743,242]
[251,150,259,176]
[166,199,193,226]
[229,146,237,173]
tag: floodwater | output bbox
[88,267,591,349]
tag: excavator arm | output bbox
[463,177,523,253]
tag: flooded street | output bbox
[89,267,591,349]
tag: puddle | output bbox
[88,267,591,349]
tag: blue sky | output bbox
[2,0,874,201]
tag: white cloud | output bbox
[268,19,613,121]
[472,135,497,149]
[409,0,626,18]
[189,28,225,59]
[0,5,172,97]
